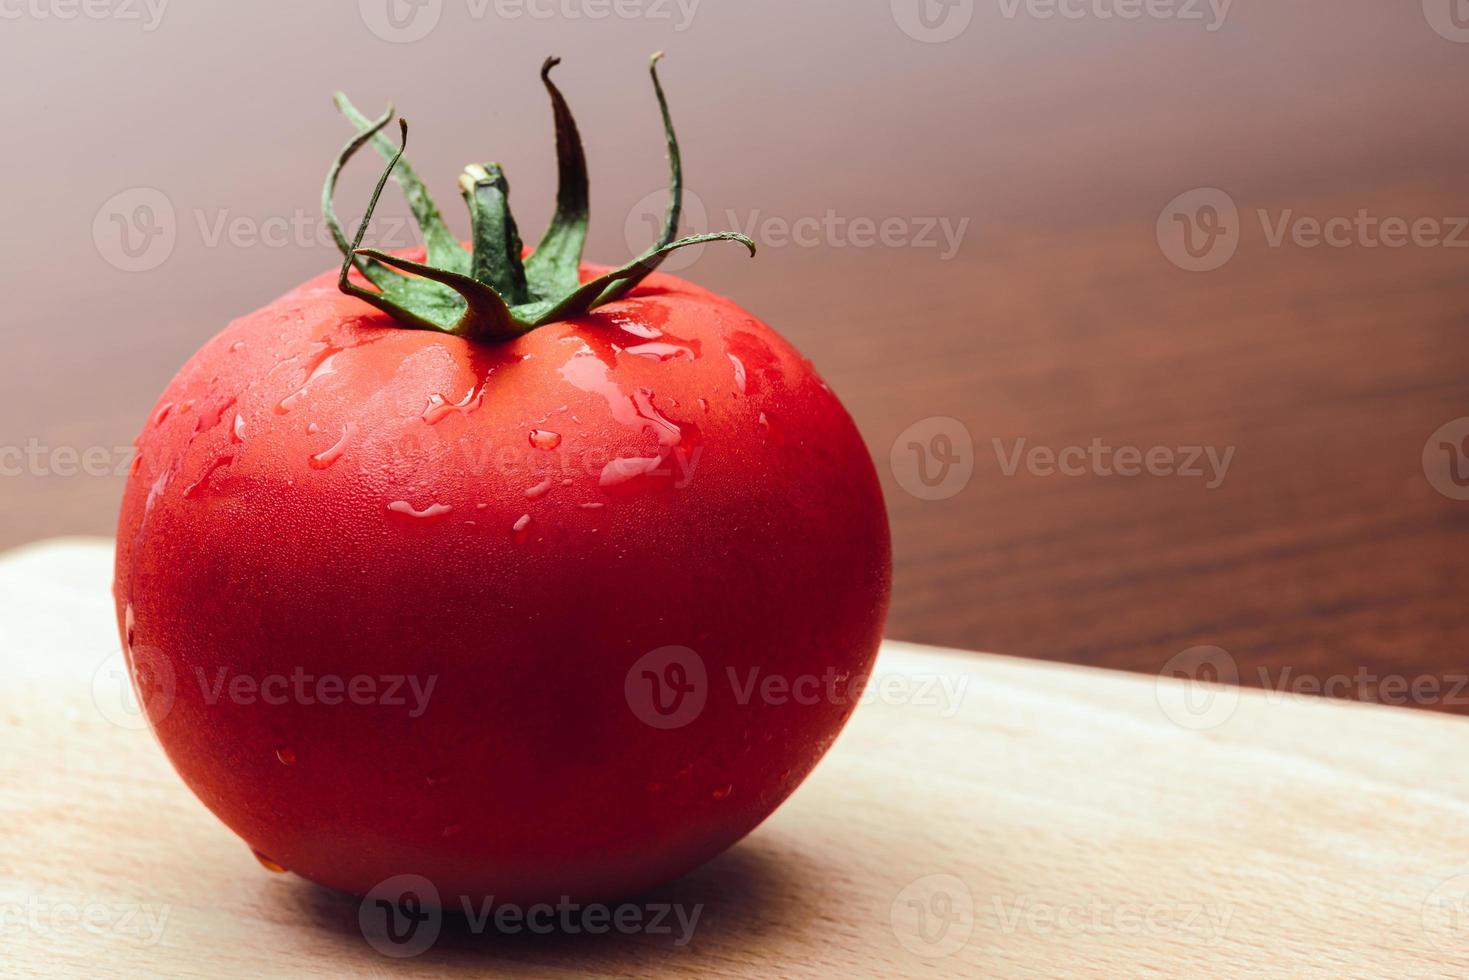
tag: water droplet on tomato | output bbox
[424,771,450,788]
[123,603,137,671]
[524,477,554,500]
[251,849,288,874]
[276,353,339,414]
[579,502,605,511]
[230,414,247,443]
[623,341,696,362]
[512,514,532,543]
[153,403,174,426]
[599,456,665,488]
[560,355,701,494]
[193,395,238,435]
[728,354,747,395]
[184,455,234,499]
[712,784,733,801]
[422,382,486,424]
[274,746,297,766]
[308,423,356,470]
[230,341,246,353]
[529,429,562,451]
[386,501,453,521]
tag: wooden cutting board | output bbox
[3,538,1467,977]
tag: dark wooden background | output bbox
[2,2,1468,708]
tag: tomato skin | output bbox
[114,254,891,905]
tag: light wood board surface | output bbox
[3,538,1468,977]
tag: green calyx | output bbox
[322,54,757,344]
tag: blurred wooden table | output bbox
[7,538,1469,977]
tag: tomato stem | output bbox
[321,54,756,344]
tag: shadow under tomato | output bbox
[284,837,818,972]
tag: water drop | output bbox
[275,746,297,766]
[386,501,453,521]
[231,414,247,443]
[309,424,356,470]
[422,382,486,424]
[728,354,748,395]
[184,455,234,499]
[153,403,175,426]
[251,849,288,873]
[512,514,532,543]
[529,429,562,451]
[579,502,605,511]
[276,353,339,414]
[712,784,733,801]
[623,341,696,362]
[524,476,554,500]
[441,824,464,839]
[230,341,247,353]
[600,456,665,488]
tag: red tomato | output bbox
[113,58,890,906]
